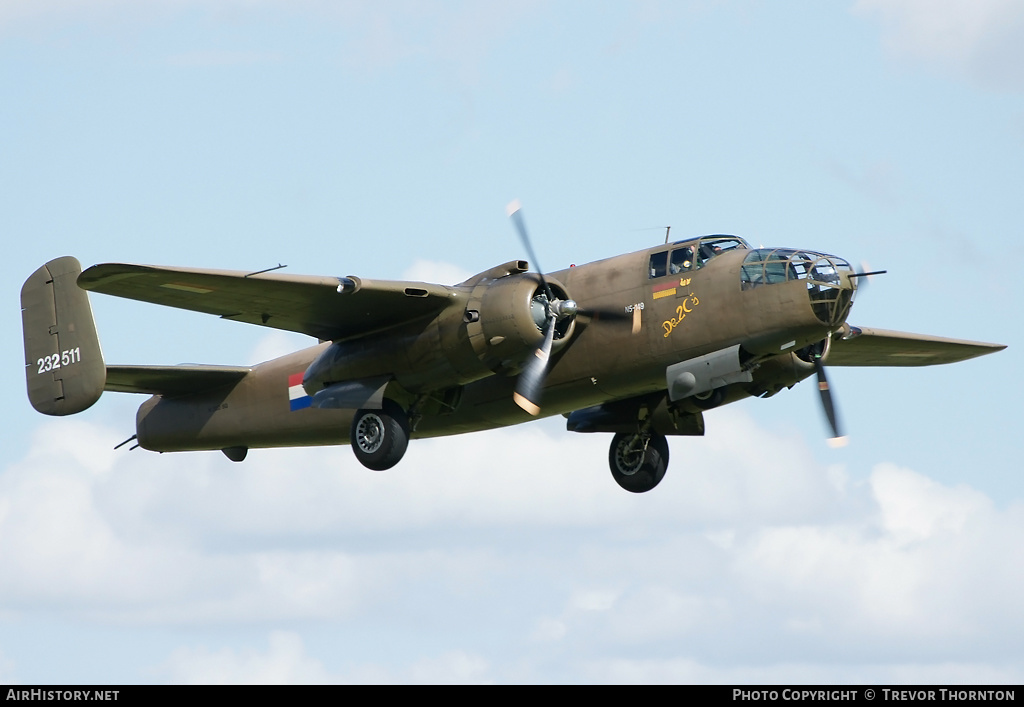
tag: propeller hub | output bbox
[553,299,578,320]
[530,293,577,333]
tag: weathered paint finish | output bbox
[134,240,838,452]
[24,237,1003,459]
[137,344,348,451]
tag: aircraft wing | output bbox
[78,263,454,341]
[826,326,1006,367]
[105,364,251,396]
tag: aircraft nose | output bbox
[806,255,855,326]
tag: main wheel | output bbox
[350,399,409,471]
[608,432,669,493]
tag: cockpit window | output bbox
[648,251,668,279]
[670,246,693,274]
[695,237,748,269]
[650,236,750,279]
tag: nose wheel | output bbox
[350,399,409,471]
[608,432,669,493]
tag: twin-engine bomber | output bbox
[21,206,1005,492]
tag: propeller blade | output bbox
[507,200,555,302]
[514,313,557,416]
[814,357,848,448]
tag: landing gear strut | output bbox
[350,399,409,471]
[608,431,669,493]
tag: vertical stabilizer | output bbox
[21,257,106,415]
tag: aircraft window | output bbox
[764,259,789,284]
[649,251,668,279]
[787,252,814,280]
[669,247,693,274]
[740,248,852,292]
[740,250,765,289]
[810,260,840,286]
[694,237,747,269]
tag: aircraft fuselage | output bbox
[134,242,844,453]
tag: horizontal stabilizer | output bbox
[105,365,251,396]
[827,326,1006,367]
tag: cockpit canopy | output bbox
[648,235,750,278]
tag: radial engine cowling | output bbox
[744,336,832,399]
[463,273,576,376]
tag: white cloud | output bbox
[579,658,1024,685]
[408,651,490,685]
[247,330,314,365]
[161,630,492,684]
[2,409,1023,682]
[734,463,1024,645]
[854,0,1024,90]
[871,463,993,542]
[401,259,472,285]
[163,631,334,685]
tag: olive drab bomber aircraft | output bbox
[21,203,1006,492]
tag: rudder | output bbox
[21,257,106,415]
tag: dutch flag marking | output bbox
[288,372,312,411]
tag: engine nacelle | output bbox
[743,336,831,399]
[462,273,576,376]
[302,270,578,402]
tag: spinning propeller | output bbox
[815,267,884,447]
[506,201,656,414]
[506,200,579,415]
[813,345,847,448]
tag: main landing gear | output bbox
[608,431,669,493]
[350,399,410,471]
[349,398,673,492]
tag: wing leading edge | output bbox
[78,263,454,341]
[826,326,1005,367]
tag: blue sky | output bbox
[1,0,1021,684]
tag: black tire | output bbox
[350,399,409,471]
[608,432,669,493]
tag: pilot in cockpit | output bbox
[697,243,721,266]
[670,246,693,274]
